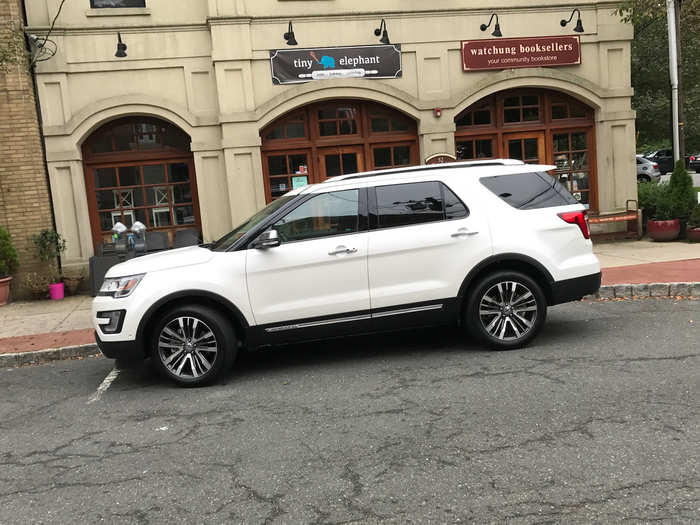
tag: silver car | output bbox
[636,156,661,183]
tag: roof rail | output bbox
[323,159,525,183]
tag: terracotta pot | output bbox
[63,277,81,296]
[0,276,11,306]
[647,219,681,241]
[686,227,700,242]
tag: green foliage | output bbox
[688,204,700,228]
[0,21,28,72]
[668,160,696,219]
[21,271,52,297]
[0,226,19,277]
[32,230,66,263]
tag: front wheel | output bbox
[151,304,236,387]
[465,271,547,350]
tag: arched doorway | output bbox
[260,100,419,201]
[82,117,201,250]
[454,89,597,209]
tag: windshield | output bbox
[210,195,295,251]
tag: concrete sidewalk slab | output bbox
[594,240,700,269]
[0,295,92,338]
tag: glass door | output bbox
[318,146,365,181]
[503,132,545,164]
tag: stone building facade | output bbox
[25,0,636,268]
[0,0,54,280]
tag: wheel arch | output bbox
[137,290,250,354]
[457,254,556,312]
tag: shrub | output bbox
[0,226,19,277]
[32,229,66,263]
[652,186,676,220]
[22,271,52,298]
[638,181,665,219]
[668,160,696,220]
[688,204,700,229]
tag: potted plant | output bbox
[32,229,67,300]
[62,266,86,296]
[22,271,53,300]
[0,226,19,306]
[687,204,700,242]
[646,186,680,241]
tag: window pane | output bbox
[553,133,569,152]
[551,104,567,119]
[274,190,359,242]
[318,109,336,119]
[508,140,523,160]
[473,110,491,125]
[168,163,190,183]
[119,188,144,208]
[94,167,117,188]
[443,184,469,219]
[270,177,290,198]
[456,141,474,160]
[339,119,357,135]
[150,207,172,227]
[268,156,288,176]
[572,152,589,170]
[524,138,538,160]
[137,123,161,150]
[391,118,409,131]
[174,206,196,225]
[91,134,113,153]
[289,154,308,175]
[143,165,166,185]
[522,107,539,121]
[475,139,493,158]
[118,166,140,186]
[91,0,146,6]
[319,121,337,136]
[455,113,473,127]
[376,182,444,229]
[324,154,341,178]
[146,186,170,206]
[554,153,570,171]
[99,212,116,231]
[371,118,390,132]
[373,147,392,167]
[96,190,118,210]
[286,122,305,138]
[113,123,135,151]
[572,132,587,150]
[570,104,586,118]
[266,126,284,140]
[394,146,410,166]
[480,172,578,210]
[341,153,358,174]
[172,184,192,204]
[504,108,520,123]
[522,95,539,106]
[504,96,519,107]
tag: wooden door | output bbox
[503,132,546,164]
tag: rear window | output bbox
[480,172,578,210]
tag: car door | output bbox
[246,187,371,337]
[367,180,492,323]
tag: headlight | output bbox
[99,274,145,298]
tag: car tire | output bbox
[151,304,236,387]
[637,175,651,183]
[465,271,547,350]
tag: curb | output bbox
[0,343,100,369]
[584,282,700,301]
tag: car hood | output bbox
[105,246,215,277]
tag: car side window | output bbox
[273,189,360,242]
[375,181,468,229]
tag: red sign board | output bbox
[461,36,581,72]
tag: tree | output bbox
[616,1,700,153]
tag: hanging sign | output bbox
[425,153,457,165]
[270,44,402,85]
[461,36,580,72]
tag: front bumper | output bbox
[549,272,601,305]
[95,332,147,361]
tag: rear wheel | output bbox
[637,175,651,183]
[465,271,547,350]
[151,304,236,387]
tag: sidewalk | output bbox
[0,239,698,365]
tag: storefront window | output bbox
[455,101,492,127]
[267,153,310,198]
[372,145,412,169]
[91,0,146,7]
[554,131,590,207]
[317,106,358,136]
[504,94,541,123]
[456,138,494,160]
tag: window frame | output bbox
[369,181,469,231]
[90,0,146,8]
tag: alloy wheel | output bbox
[157,316,218,379]
[478,281,538,341]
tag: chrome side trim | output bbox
[371,304,443,318]
[265,314,371,333]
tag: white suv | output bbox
[93,160,600,386]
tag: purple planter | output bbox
[647,219,680,242]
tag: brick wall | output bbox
[0,0,54,295]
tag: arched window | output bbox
[82,117,201,250]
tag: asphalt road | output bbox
[1,299,699,524]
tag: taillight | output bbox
[558,210,590,239]
[653,163,659,169]
[691,156,695,162]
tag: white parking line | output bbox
[87,367,120,404]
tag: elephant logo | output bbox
[310,51,336,69]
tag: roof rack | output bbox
[323,159,525,183]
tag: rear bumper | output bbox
[95,331,146,361]
[549,272,601,305]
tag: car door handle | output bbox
[328,246,357,255]
[451,228,479,237]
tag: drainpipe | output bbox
[667,0,680,163]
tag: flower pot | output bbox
[49,282,65,301]
[647,219,681,242]
[63,277,82,296]
[687,227,700,243]
[0,276,11,306]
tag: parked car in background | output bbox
[636,156,661,183]
[644,148,692,174]
[688,153,700,173]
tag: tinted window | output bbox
[480,172,578,210]
[274,190,359,242]
[375,182,468,228]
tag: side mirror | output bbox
[252,229,280,249]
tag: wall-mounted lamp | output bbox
[374,19,391,44]
[284,21,298,46]
[115,32,127,58]
[480,14,502,38]
[561,9,584,33]
[433,108,442,118]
